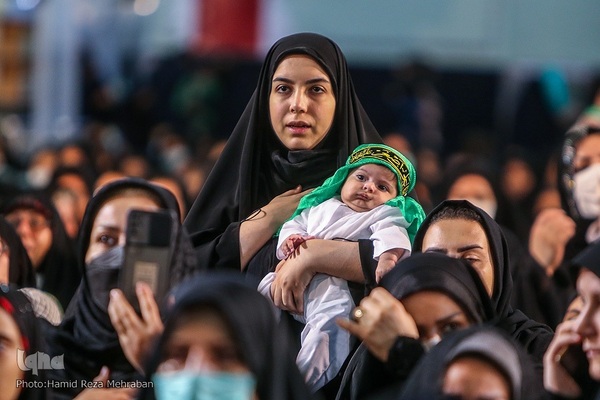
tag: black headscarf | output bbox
[413,200,554,362]
[559,124,600,261]
[0,216,36,288]
[395,326,542,400]
[336,253,496,400]
[0,191,79,309]
[381,252,497,323]
[141,272,314,400]
[0,284,49,400]
[45,178,195,398]
[183,32,382,270]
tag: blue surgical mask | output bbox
[153,371,256,400]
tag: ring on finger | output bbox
[352,306,365,322]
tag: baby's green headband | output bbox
[284,143,426,243]
[346,143,416,196]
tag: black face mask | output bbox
[85,246,124,310]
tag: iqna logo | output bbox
[17,350,64,376]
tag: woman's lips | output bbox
[287,121,310,134]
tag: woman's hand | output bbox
[262,186,312,228]
[529,208,576,276]
[108,283,164,374]
[73,366,136,400]
[271,243,315,314]
[543,320,583,398]
[337,287,418,362]
[270,239,364,314]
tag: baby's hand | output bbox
[375,263,395,283]
[281,234,315,258]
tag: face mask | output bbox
[422,335,441,352]
[85,246,124,309]
[463,198,497,219]
[26,166,52,189]
[573,163,600,219]
[153,371,256,400]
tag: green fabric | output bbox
[283,144,426,243]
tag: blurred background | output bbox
[0,0,599,215]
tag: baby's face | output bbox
[340,164,398,212]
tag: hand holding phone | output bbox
[119,209,178,312]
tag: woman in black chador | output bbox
[183,33,383,290]
[44,178,196,399]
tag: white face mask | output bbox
[26,166,53,189]
[422,335,442,352]
[463,198,497,219]
[573,163,600,219]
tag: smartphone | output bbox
[119,209,178,312]
[560,344,593,389]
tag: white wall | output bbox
[260,0,600,70]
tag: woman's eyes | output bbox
[97,234,118,247]
[440,321,463,335]
[274,85,326,95]
[462,254,481,263]
[274,85,290,93]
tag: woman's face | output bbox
[0,308,24,400]
[564,295,583,322]
[421,219,494,297]
[443,356,511,400]
[85,195,160,264]
[5,209,52,269]
[447,174,498,218]
[574,134,600,173]
[402,290,472,349]
[157,308,250,374]
[0,239,8,284]
[269,55,336,150]
[574,269,600,380]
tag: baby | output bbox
[258,143,425,391]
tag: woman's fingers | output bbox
[136,282,163,330]
[108,289,137,335]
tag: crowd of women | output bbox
[3,32,600,399]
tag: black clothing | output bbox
[44,178,192,399]
[183,32,382,272]
[1,191,79,309]
[0,284,50,399]
[393,326,545,400]
[141,272,315,400]
[336,253,496,400]
[413,200,555,363]
[0,216,36,288]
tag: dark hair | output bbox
[429,204,483,225]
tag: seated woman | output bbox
[336,252,495,400]
[44,178,196,399]
[544,240,600,399]
[1,284,50,400]
[1,215,36,287]
[412,199,554,362]
[397,326,541,400]
[140,272,314,400]
[0,215,62,325]
[1,191,80,310]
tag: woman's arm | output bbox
[270,239,367,313]
[239,186,309,270]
